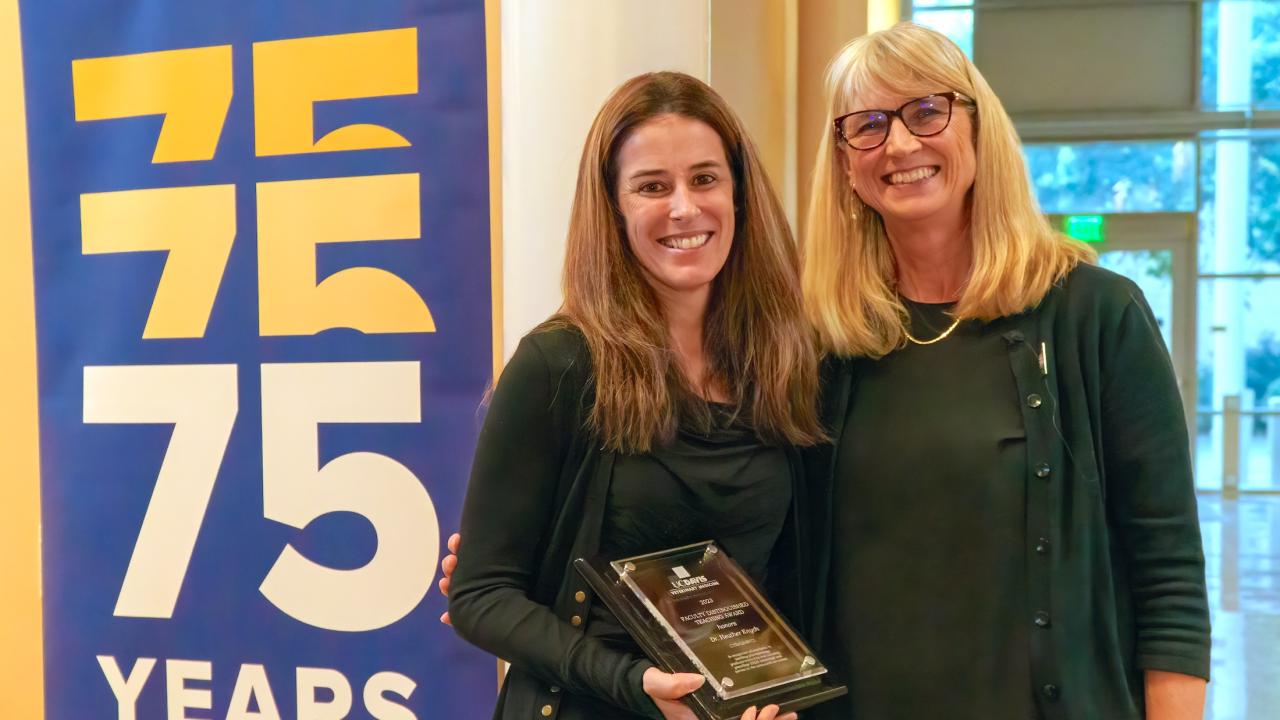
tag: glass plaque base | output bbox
[575,541,846,720]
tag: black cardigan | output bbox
[449,326,812,720]
[804,264,1211,719]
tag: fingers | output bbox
[740,705,790,720]
[439,545,457,599]
[642,668,706,699]
[437,535,458,625]
[668,672,705,697]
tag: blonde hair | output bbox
[549,71,823,453]
[803,22,1095,357]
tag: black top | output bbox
[823,299,1033,718]
[570,406,792,719]
[600,405,791,581]
[449,327,813,720]
[802,265,1211,720]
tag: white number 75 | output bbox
[83,361,439,632]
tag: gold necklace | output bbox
[903,315,962,345]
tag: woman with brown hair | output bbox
[447,71,823,720]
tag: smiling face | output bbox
[838,86,976,232]
[614,113,735,308]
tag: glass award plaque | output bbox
[575,541,846,720]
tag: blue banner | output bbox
[21,1,495,717]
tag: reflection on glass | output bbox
[1197,278,1280,491]
[1024,141,1196,214]
[1198,495,1280,720]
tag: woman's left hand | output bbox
[642,670,796,720]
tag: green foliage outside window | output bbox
[1202,0,1280,107]
[1198,139,1280,271]
[1024,142,1196,215]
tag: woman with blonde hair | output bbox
[801,22,1210,719]
[447,71,823,720]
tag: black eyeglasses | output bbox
[833,92,969,151]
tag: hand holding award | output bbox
[577,541,846,720]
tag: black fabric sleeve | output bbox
[448,335,658,715]
[1099,291,1212,680]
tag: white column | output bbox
[499,0,710,358]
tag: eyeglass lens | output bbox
[840,95,953,150]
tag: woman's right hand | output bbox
[642,668,796,720]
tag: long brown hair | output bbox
[548,71,822,453]
[803,23,1095,357]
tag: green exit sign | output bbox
[1063,215,1105,243]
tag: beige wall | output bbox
[0,0,44,715]
[796,1,874,235]
[709,0,901,235]
[710,0,797,219]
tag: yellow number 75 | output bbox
[71,28,417,162]
[80,174,435,339]
[74,28,432,339]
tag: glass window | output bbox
[912,8,974,58]
[1198,136,1280,274]
[1202,0,1219,105]
[1258,4,1280,106]
[1098,249,1174,351]
[1201,0,1280,108]
[1024,141,1197,214]
[1196,278,1280,491]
